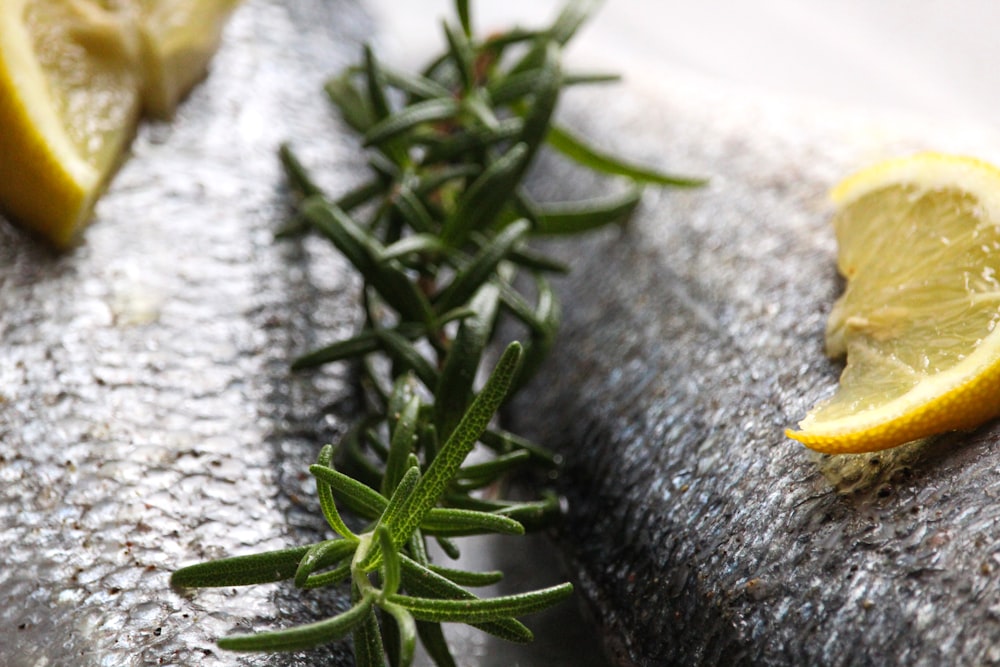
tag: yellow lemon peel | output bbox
[788,153,1000,454]
[0,0,239,247]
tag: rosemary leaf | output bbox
[420,507,525,537]
[363,98,462,148]
[547,123,708,186]
[427,564,504,587]
[388,342,523,550]
[531,185,643,235]
[310,464,388,519]
[218,595,375,652]
[171,546,310,588]
[387,583,574,624]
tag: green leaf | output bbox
[513,274,560,390]
[387,342,523,550]
[390,191,439,236]
[480,427,557,464]
[418,118,524,164]
[354,607,387,667]
[171,546,309,588]
[301,197,433,325]
[363,466,421,570]
[218,595,375,652]
[316,444,358,540]
[548,0,603,45]
[291,331,380,370]
[294,538,357,588]
[278,143,324,199]
[381,65,452,101]
[547,124,707,186]
[427,564,504,587]
[363,98,462,147]
[398,554,533,643]
[310,464,388,520]
[387,583,573,624]
[421,508,525,536]
[416,621,457,667]
[433,282,499,440]
[378,525,402,596]
[325,71,375,133]
[435,219,529,314]
[455,0,472,37]
[531,185,642,235]
[441,143,528,246]
[383,394,421,496]
[443,21,475,92]
[374,328,439,389]
[383,601,417,667]
[456,449,532,485]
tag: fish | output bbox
[511,71,1000,666]
[0,1,373,664]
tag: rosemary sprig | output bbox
[172,1,701,663]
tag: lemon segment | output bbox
[137,0,242,118]
[0,0,239,247]
[788,153,1000,454]
[0,0,141,246]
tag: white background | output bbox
[368,0,1000,126]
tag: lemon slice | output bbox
[0,0,238,247]
[787,153,1000,454]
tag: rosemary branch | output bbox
[171,1,702,664]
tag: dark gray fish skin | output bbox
[513,77,1000,666]
[0,1,370,664]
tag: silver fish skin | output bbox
[512,72,1000,666]
[0,1,371,664]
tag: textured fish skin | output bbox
[513,75,1000,666]
[0,1,372,664]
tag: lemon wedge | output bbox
[0,0,239,247]
[787,153,1000,454]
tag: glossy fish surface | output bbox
[513,76,1000,666]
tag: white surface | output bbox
[368,0,1000,126]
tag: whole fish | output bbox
[0,1,371,664]
[512,74,1000,666]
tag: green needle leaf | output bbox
[434,282,499,440]
[363,98,462,147]
[316,444,358,540]
[378,525,402,596]
[435,219,530,315]
[354,607,387,667]
[218,595,375,652]
[383,394,421,495]
[532,185,642,235]
[441,143,528,246]
[302,198,433,325]
[416,621,457,667]
[172,546,309,588]
[427,565,504,587]
[388,342,523,550]
[398,554,533,643]
[421,508,524,536]
[548,0,603,45]
[547,124,708,186]
[325,71,375,133]
[455,0,472,37]
[310,464,389,520]
[387,583,574,624]
[364,466,421,569]
[294,538,357,588]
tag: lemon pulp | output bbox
[788,153,1000,454]
[0,0,239,247]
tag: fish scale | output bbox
[512,70,1000,665]
[0,0,370,664]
